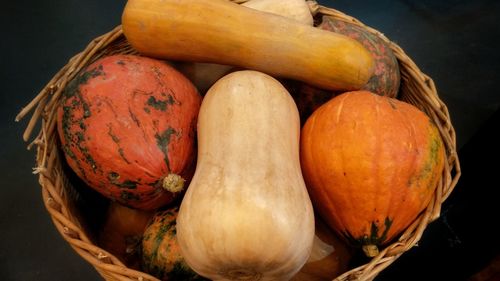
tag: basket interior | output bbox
[21,3,461,281]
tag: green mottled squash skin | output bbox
[56,54,201,210]
[289,16,401,126]
[319,15,400,98]
[141,207,205,281]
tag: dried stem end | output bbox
[362,244,380,257]
[162,173,185,193]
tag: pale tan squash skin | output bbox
[242,0,313,26]
[122,0,374,91]
[177,71,315,281]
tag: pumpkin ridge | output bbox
[336,99,357,242]
[371,94,384,243]
[333,93,356,240]
[385,98,418,242]
[402,100,429,240]
[315,139,343,245]
[389,105,428,239]
[335,93,349,123]
[308,107,338,238]
[305,100,348,245]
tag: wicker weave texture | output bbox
[17,1,461,280]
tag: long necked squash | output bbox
[300,91,446,257]
[121,0,374,91]
[177,70,315,281]
[173,0,314,94]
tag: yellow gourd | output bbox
[121,0,374,91]
[177,70,315,281]
[174,0,314,94]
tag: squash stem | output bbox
[223,269,262,281]
[162,173,185,193]
[362,244,379,257]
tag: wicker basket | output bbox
[17,1,461,280]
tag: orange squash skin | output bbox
[141,207,205,280]
[300,91,445,251]
[98,202,155,269]
[291,216,352,281]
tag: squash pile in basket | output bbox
[56,0,446,280]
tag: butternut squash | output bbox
[177,70,315,281]
[121,0,374,91]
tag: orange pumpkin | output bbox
[98,202,155,269]
[300,91,445,257]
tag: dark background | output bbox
[2,0,499,280]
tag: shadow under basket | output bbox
[17,1,461,281]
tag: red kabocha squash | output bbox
[98,202,155,269]
[300,91,445,257]
[141,207,205,280]
[57,54,201,210]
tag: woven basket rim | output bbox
[16,1,461,281]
